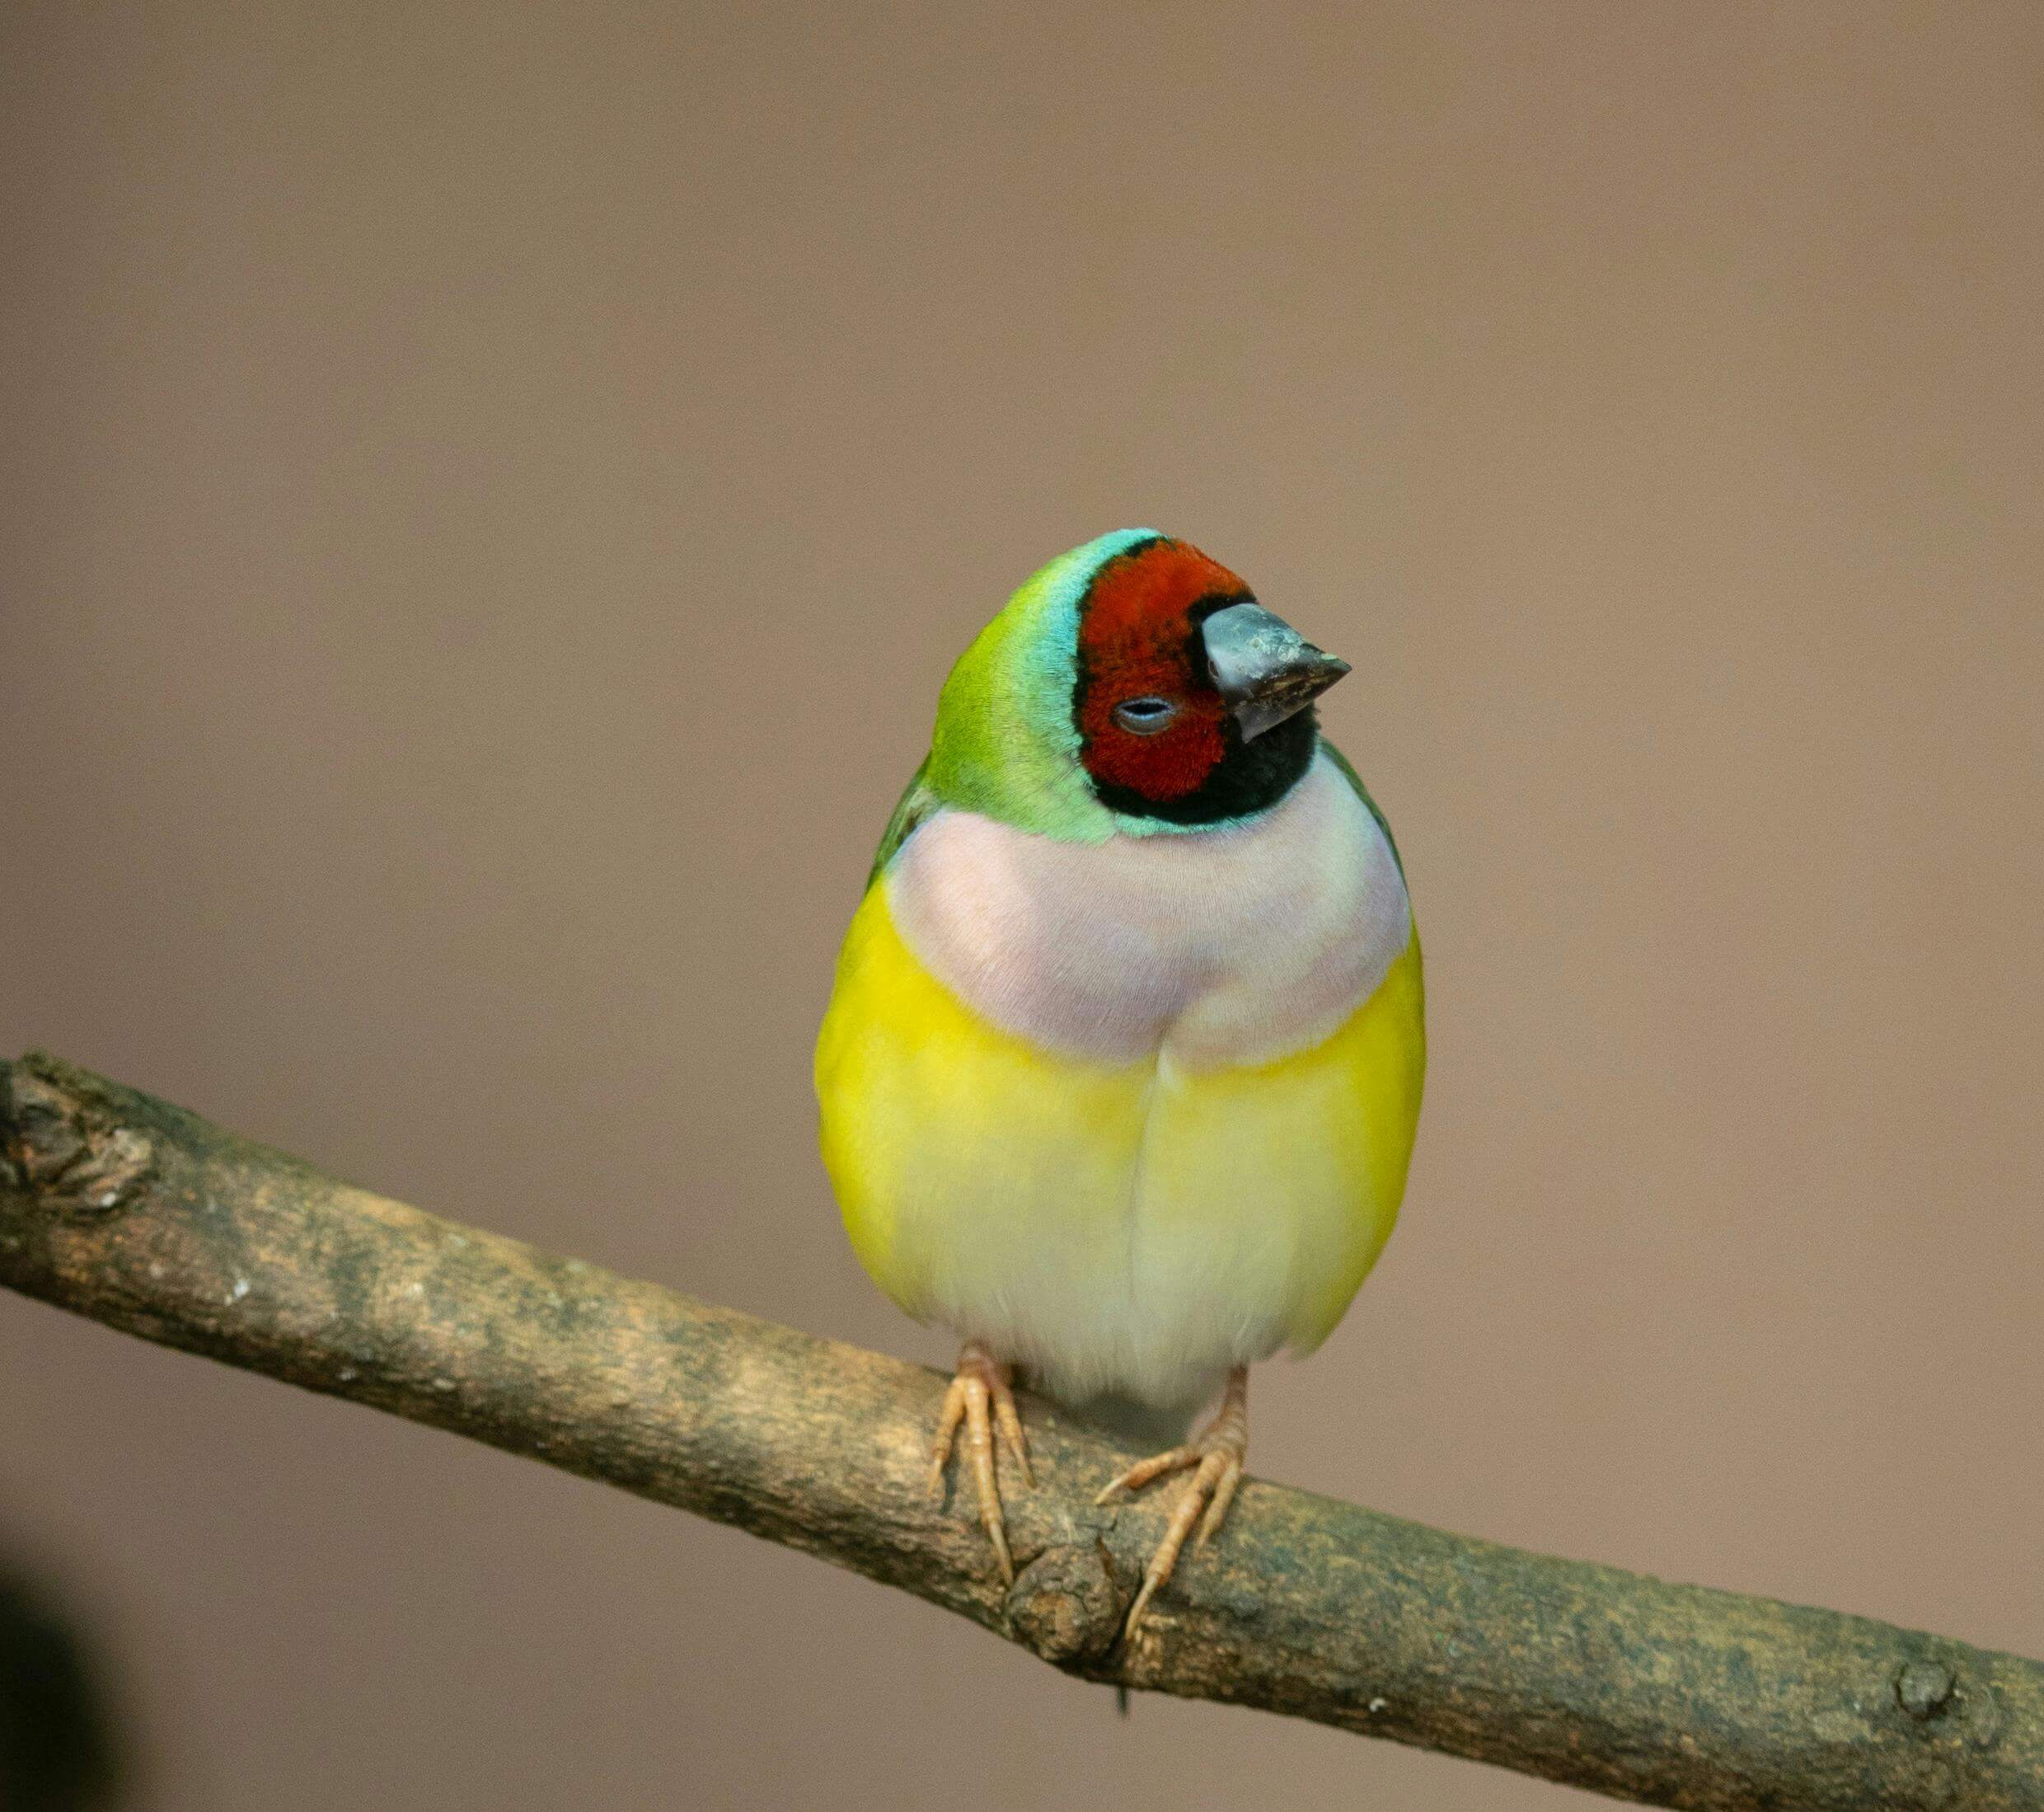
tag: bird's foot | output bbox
[926,1339,1034,1584]
[1095,1366,1249,1639]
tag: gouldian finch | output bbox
[815,530,1424,1635]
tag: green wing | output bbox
[1320,738,1406,881]
[865,757,941,892]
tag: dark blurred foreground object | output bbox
[0,1566,124,1812]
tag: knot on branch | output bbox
[1896,1659,1959,1722]
[1006,1541,1123,1666]
[0,1056,157,1217]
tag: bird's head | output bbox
[926,530,1349,839]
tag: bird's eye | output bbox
[1112,695,1180,735]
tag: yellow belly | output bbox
[814,884,1425,1410]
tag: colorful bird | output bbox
[815,530,1424,1636]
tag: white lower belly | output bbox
[924,1206,1287,1415]
[907,1058,1378,1415]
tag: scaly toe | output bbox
[1108,1369,1251,1638]
[927,1343,1026,1585]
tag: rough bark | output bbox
[2,1051,2038,1810]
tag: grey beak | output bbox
[1201,602,1352,742]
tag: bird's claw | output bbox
[926,1340,1032,1584]
[1095,1368,1249,1639]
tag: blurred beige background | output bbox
[3,2,2041,1807]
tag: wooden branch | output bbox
[2,1053,2037,1809]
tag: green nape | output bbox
[920,528,1159,842]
